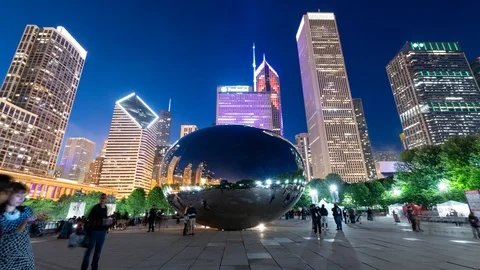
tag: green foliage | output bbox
[441,135,480,190]
[345,183,370,206]
[51,195,75,220]
[83,192,103,216]
[116,198,128,214]
[396,145,444,207]
[294,184,312,209]
[146,186,169,211]
[23,199,56,219]
[126,188,146,216]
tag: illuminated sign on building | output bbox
[219,86,251,93]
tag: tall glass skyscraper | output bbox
[216,86,273,131]
[99,93,158,197]
[296,12,367,182]
[255,55,284,135]
[0,25,86,175]
[387,42,480,149]
[157,109,172,146]
[352,99,376,180]
[59,137,95,182]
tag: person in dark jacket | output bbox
[468,212,480,238]
[319,204,328,230]
[81,193,110,270]
[310,204,321,234]
[332,204,343,231]
[147,206,157,232]
[186,204,197,235]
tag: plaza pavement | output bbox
[32,217,480,270]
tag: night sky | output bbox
[1,0,479,157]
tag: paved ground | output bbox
[32,217,480,270]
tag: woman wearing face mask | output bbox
[0,182,40,269]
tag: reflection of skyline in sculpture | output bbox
[182,163,193,185]
[166,156,181,185]
[162,125,305,229]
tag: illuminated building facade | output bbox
[216,86,273,130]
[255,55,284,135]
[295,133,312,181]
[1,169,117,200]
[470,58,480,87]
[84,156,104,185]
[157,109,172,146]
[387,42,480,149]
[180,125,198,138]
[0,25,86,175]
[99,93,158,197]
[59,137,95,182]
[296,12,367,182]
[352,99,376,180]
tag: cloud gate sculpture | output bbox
[161,125,305,230]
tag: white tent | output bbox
[436,201,470,217]
[388,203,404,216]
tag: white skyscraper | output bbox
[99,93,158,197]
[296,12,367,182]
[59,138,96,182]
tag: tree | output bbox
[364,181,386,206]
[127,188,146,216]
[51,195,75,220]
[83,192,103,216]
[116,198,128,214]
[294,184,312,209]
[396,145,444,207]
[146,186,169,211]
[23,199,56,219]
[345,183,370,206]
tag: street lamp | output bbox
[310,189,318,204]
[438,182,448,192]
[393,188,401,197]
[329,184,339,203]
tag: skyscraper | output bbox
[296,12,368,182]
[387,42,480,149]
[157,109,172,147]
[352,99,376,180]
[99,93,158,197]
[470,57,480,90]
[180,125,198,138]
[0,25,86,175]
[216,86,273,130]
[255,55,284,135]
[295,133,312,181]
[59,137,95,182]
[152,106,172,181]
[84,156,104,185]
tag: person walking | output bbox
[319,204,329,231]
[332,204,343,231]
[186,204,197,236]
[366,208,373,221]
[81,193,110,270]
[310,204,321,234]
[406,206,418,232]
[342,208,348,223]
[468,212,480,239]
[147,205,156,232]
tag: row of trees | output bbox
[23,186,169,220]
[295,135,480,209]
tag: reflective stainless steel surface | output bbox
[161,125,305,230]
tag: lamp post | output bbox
[329,184,339,203]
[310,189,318,204]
